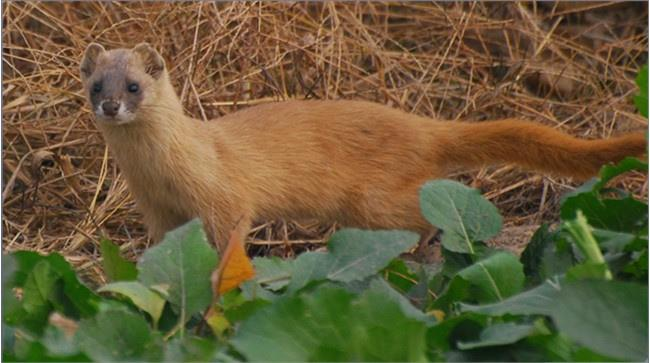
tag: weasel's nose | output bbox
[102,101,120,117]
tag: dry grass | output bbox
[2,2,648,284]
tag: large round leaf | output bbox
[420,180,502,254]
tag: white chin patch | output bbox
[95,102,136,125]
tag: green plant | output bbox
[634,64,648,118]
[3,152,647,361]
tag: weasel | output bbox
[80,43,647,250]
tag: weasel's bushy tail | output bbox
[437,119,647,179]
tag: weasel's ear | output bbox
[133,42,165,79]
[80,43,105,81]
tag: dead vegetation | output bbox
[2,2,648,283]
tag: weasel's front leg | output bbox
[203,213,252,253]
[141,207,190,243]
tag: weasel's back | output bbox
[211,100,444,176]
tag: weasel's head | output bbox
[80,43,166,125]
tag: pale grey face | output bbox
[80,43,164,125]
[86,50,144,124]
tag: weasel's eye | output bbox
[127,83,139,93]
[92,82,102,94]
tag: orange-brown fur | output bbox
[81,43,647,250]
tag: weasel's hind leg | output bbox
[345,181,433,234]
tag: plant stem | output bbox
[564,210,612,280]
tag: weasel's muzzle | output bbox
[102,101,120,117]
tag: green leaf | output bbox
[439,247,476,277]
[560,178,599,203]
[40,325,82,357]
[351,286,429,360]
[457,322,536,350]
[571,347,621,362]
[284,252,328,293]
[2,255,22,327]
[138,219,218,320]
[525,333,618,362]
[98,281,165,325]
[12,252,99,319]
[288,229,419,292]
[76,309,163,362]
[461,278,648,361]
[164,336,219,362]
[9,336,89,362]
[566,262,610,281]
[622,248,648,280]
[223,299,271,323]
[367,278,434,324]
[325,229,420,282]
[561,193,648,232]
[2,254,17,288]
[420,180,502,254]
[20,261,59,334]
[560,158,648,235]
[435,252,524,310]
[231,285,428,362]
[431,274,470,312]
[405,264,439,309]
[100,239,137,282]
[239,280,279,302]
[383,259,418,293]
[560,158,648,240]
[634,65,648,118]
[463,252,523,301]
[2,324,15,355]
[523,333,574,361]
[594,157,648,192]
[550,280,648,361]
[520,224,554,284]
[593,228,642,253]
[538,237,575,280]
[251,257,293,291]
[425,313,487,354]
[11,254,99,335]
[459,278,561,316]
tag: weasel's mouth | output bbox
[95,112,116,121]
[94,104,135,125]
[96,114,135,125]
[95,111,120,123]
